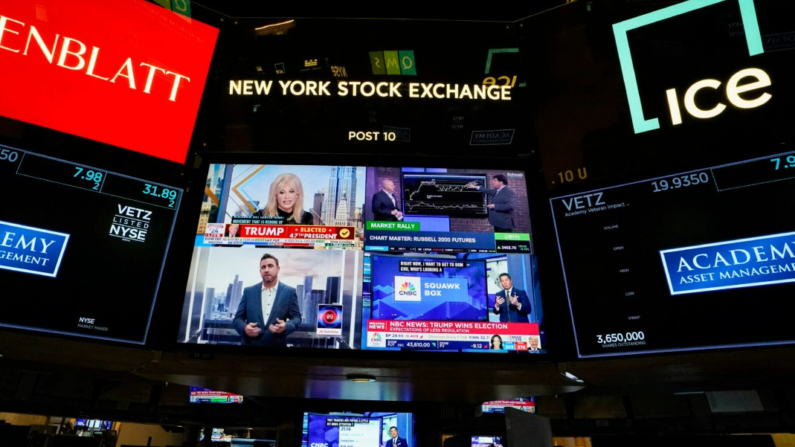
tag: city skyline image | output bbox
[219,164,365,225]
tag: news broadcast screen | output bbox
[472,436,503,447]
[0,145,181,344]
[481,398,535,414]
[189,386,244,404]
[177,160,545,353]
[301,412,415,447]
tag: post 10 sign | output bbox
[0,0,218,163]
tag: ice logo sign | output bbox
[0,220,69,277]
[613,0,768,134]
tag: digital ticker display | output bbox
[178,161,545,353]
[552,150,795,357]
[189,386,244,404]
[0,145,181,344]
[481,398,535,414]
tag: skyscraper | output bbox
[226,275,244,314]
[334,194,349,226]
[313,191,325,225]
[230,277,244,314]
[307,289,325,326]
[324,277,341,304]
[296,284,305,322]
[203,287,215,320]
[225,283,233,311]
[322,167,357,226]
[302,276,314,321]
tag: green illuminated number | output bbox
[772,158,781,170]
[74,167,83,177]
[143,184,152,195]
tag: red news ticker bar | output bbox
[367,320,539,335]
[484,401,535,407]
[192,391,238,397]
[239,225,355,240]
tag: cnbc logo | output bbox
[394,276,421,301]
[370,50,416,75]
[614,0,769,134]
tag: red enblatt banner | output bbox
[0,0,218,163]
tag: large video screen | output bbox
[0,145,181,344]
[301,412,415,447]
[189,386,244,404]
[522,0,795,358]
[552,151,795,357]
[472,436,503,447]
[481,397,535,414]
[177,162,545,353]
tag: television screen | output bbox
[301,412,415,447]
[552,150,795,357]
[522,0,795,358]
[176,159,545,353]
[471,436,503,447]
[0,144,181,344]
[481,398,535,414]
[189,386,244,404]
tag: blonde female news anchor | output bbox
[253,173,313,225]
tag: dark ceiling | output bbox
[190,0,568,22]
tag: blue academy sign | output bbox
[660,231,795,295]
[613,0,764,134]
[0,220,69,277]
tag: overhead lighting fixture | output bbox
[346,374,377,383]
[562,372,585,383]
[255,20,295,36]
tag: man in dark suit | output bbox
[484,174,515,232]
[492,273,531,323]
[383,426,408,447]
[372,179,403,221]
[233,253,301,347]
[466,174,515,232]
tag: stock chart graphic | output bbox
[402,173,488,216]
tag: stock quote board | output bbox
[0,145,181,344]
[523,0,795,357]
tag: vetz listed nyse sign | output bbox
[0,0,218,163]
[0,220,69,278]
[660,231,795,295]
[613,0,769,134]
